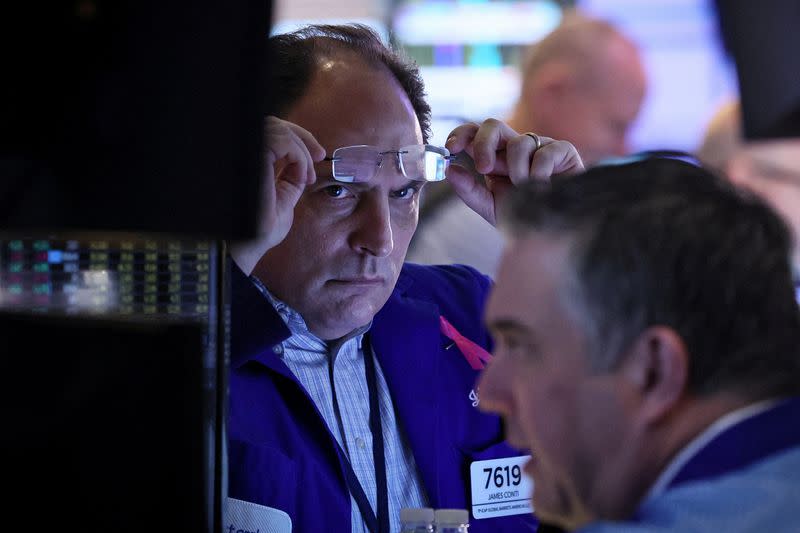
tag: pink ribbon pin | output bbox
[439,315,493,370]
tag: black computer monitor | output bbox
[0,3,269,529]
[0,311,213,532]
[0,0,271,237]
[0,234,228,532]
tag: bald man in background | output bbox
[507,12,646,165]
[408,11,647,275]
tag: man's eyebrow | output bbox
[313,177,372,192]
[313,177,423,193]
[392,179,422,192]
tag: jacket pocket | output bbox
[228,440,298,521]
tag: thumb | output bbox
[274,169,308,212]
[446,165,496,225]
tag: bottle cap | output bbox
[400,507,435,524]
[434,508,469,525]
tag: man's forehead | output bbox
[301,54,406,109]
[491,234,572,304]
[287,59,423,151]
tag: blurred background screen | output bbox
[392,0,563,145]
[0,233,225,532]
[271,0,739,152]
[0,234,215,318]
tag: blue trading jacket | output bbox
[228,262,538,532]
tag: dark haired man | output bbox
[227,24,583,533]
[479,158,800,532]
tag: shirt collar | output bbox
[643,397,783,501]
[248,274,370,354]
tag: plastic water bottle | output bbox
[434,508,470,532]
[399,507,435,532]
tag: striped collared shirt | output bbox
[250,276,428,532]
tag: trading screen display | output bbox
[0,234,216,318]
[0,234,224,533]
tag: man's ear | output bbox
[525,61,573,111]
[620,326,689,424]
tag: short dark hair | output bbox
[268,24,431,143]
[506,158,800,399]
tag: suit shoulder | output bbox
[397,263,492,332]
[400,262,492,298]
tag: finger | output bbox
[289,123,325,185]
[286,121,326,162]
[274,168,308,211]
[485,175,515,197]
[471,118,519,175]
[446,164,496,225]
[444,122,480,156]
[485,175,516,212]
[285,133,312,185]
[262,150,278,211]
[266,119,305,162]
[287,125,316,184]
[273,136,311,220]
[505,134,541,185]
[529,139,585,180]
[267,126,312,186]
[266,117,321,183]
[274,133,310,186]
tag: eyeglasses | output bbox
[323,144,456,183]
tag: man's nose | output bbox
[475,355,510,416]
[348,193,394,258]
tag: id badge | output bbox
[469,455,534,520]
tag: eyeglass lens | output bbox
[331,145,449,183]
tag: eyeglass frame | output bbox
[322,144,457,183]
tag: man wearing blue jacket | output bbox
[227,24,583,533]
[479,157,800,532]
